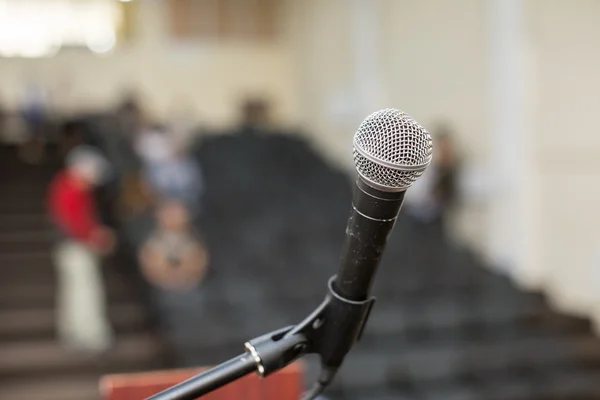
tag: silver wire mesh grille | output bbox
[353,149,427,189]
[353,109,433,191]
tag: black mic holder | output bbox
[147,276,376,400]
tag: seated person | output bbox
[139,200,208,292]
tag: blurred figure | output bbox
[135,125,173,166]
[136,125,204,219]
[406,124,460,225]
[432,127,460,220]
[90,96,146,229]
[116,95,145,139]
[0,101,5,139]
[59,119,85,158]
[18,83,48,164]
[138,201,209,366]
[168,99,198,153]
[108,96,146,178]
[139,201,208,292]
[47,145,115,354]
[237,97,271,135]
[117,171,157,252]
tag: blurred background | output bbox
[1,0,600,399]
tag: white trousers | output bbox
[54,240,113,352]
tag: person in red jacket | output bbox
[48,145,115,353]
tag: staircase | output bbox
[0,145,167,400]
[189,131,600,399]
[5,134,600,400]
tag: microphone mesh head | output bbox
[353,108,433,192]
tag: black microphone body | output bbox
[316,178,405,371]
[303,110,432,396]
[334,178,405,302]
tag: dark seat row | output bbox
[82,120,600,400]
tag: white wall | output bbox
[380,0,490,251]
[282,0,357,167]
[486,0,540,286]
[0,0,299,128]
[284,0,491,246]
[285,0,600,331]
[3,0,600,327]
[528,0,600,323]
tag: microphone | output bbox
[336,108,433,301]
[312,109,433,389]
[144,109,433,400]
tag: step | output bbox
[0,230,55,244]
[0,251,52,267]
[1,182,50,193]
[0,214,50,231]
[416,370,600,400]
[361,303,591,347]
[0,201,46,214]
[269,274,530,307]
[383,334,600,385]
[365,297,542,337]
[0,192,48,203]
[0,302,149,340]
[0,242,53,254]
[0,252,136,280]
[0,376,100,400]
[0,279,139,310]
[0,333,165,379]
[0,171,56,183]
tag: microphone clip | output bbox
[243,275,376,377]
[147,276,377,400]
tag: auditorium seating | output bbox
[2,127,600,399]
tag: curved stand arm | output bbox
[146,276,375,400]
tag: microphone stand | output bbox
[146,276,376,400]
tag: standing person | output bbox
[59,119,85,159]
[89,97,145,231]
[117,171,157,253]
[112,96,145,176]
[18,83,48,164]
[135,126,204,220]
[405,124,460,225]
[430,128,460,224]
[47,145,115,353]
[237,98,272,135]
[0,101,6,141]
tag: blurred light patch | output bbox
[86,28,116,54]
[0,0,121,58]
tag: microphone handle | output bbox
[316,179,406,370]
[333,179,405,302]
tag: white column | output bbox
[352,0,388,118]
[487,0,539,287]
[325,0,387,169]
